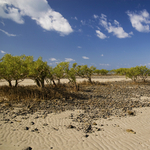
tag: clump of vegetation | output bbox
[0,54,100,90]
[127,110,136,116]
[126,129,136,134]
[53,62,69,84]
[0,54,33,87]
[94,69,109,75]
[112,66,150,82]
[76,65,96,83]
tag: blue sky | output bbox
[0,0,150,70]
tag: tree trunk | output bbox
[35,79,41,87]
[52,80,57,87]
[40,79,45,88]
[88,77,92,83]
[7,80,12,87]
[15,80,18,87]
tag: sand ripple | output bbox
[0,108,150,150]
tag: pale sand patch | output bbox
[0,77,131,86]
[0,107,150,150]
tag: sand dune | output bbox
[0,107,150,150]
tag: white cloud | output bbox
[100,63,110,66]
[65,58,75,62]
[81,20,86,25]
[1,50,6,53]
[143,63,150,66]
[147,63,150,66]
[96,30,107,39]
[78,46,82,48]
[99,14,132,38]
[101,54,104,56]
[49,58,57,61]
[71,16,77,20]
[96,26,100,30]
[49,61,60,66]
[0,21,5,26]
[0,0,73,36]
[78,29,82,32]
[0,29,16,36]
[82,56,89,59]
[93,14,99,19]
[126,9,150,32]
[129,31,134,35]
[114,20,119,26]
[74,17,78,20]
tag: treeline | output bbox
[0,54,150,89]
[0,54,108,89]
[111,66,150,82]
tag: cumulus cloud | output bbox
[78,46,82,48]
[99,14,132,38]
[1,50,6,53]
[82,56,89,59]
[65,58,75,62]
[96,30,107,39]
[49,58,57,61]
[126,9,150,32]
[0,0,73,35]
[101,54,104,56]
[0,29,16,36]
[99,63,110,66]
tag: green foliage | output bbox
[46,66,57,86]
[66,63,77,84]
[99,69,109,75]
[94,69,101,75]
[77,65,96,83]
[134,66,150,82]
[112,68,128,75]
[125,67,140,82]
[0,54,33,87]
[53,62,69,84]
[28,57,49,88]
[1,53,149,89]
[109,69,116,74]
[125,66,150,82]
[94,69,108,75]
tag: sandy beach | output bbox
[0,77,150,150]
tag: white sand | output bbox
[0,107,150,150]
[0,76,131,86]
